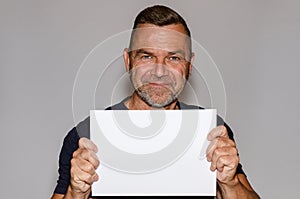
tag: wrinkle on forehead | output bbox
[131,26,190,53]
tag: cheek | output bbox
[170,70,187,89]
[176,64,190,81]
[169,65,187,79]
[175,64,188,76]
[131,66,150,82]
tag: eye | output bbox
[169,56,181,62]
[141,55,153,61]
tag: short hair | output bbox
[129,5,192,57]
[133,5,191,37]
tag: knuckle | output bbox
[85,164,94,173]
[232,147,238,155]
[94,159,100,168]
[82,148,91,156]
[218,155,228,163]
[212,137,221,146]
[70,158,77,166]
[229,139,236,147]
[77,182,89,192]
[78,137,86,147]
[206,146,214,156]
[88,174,95,183]
[73,148,84,158]
[221,138,235,147]
[222,125,228,132]
[213,147,222,156]
[72,150,79,158]
[215,137,221,142]
[83,173,93,184]
[220,125,226,131]
[70,167,77,177]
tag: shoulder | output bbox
[105,97,130,110]
[63,117,90,145]
[75,117,90,138]
[178,101,234,140]
[54,118,90,194]
[178,101,204,110]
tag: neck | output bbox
[125,92,179,110]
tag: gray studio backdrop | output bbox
[1,0,300,198]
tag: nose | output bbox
[152,59,167,77]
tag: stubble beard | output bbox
[136,84,177,108]
[129,64,189,108]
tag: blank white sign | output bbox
[90,109,216,196]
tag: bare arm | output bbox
[51,193,64,199]
[51,192,98,199]
[216,174,260,199]
[207,126,260,199]
[51,138,100,199]
[51,192,97,199]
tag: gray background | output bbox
[1,0,300,198]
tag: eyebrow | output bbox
[135,49,155,56]
[134,49,186,57]
[168,50,186,57]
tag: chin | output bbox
[136,86,178,107]
[144,95,176,108]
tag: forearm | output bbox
[216,176,260,199]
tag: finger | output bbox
[92,172,99,182]
[71,164,97,186]
[206,137,236,161]
[70,178,91,194]
[215,155,239,184]
[215,155,240,184]
[71,158,100,184]
[73,148,100,169]
[78,137,98,153]
[215,155,239,172]
[210,147,238,171]
[207,125,228,141]
[72,157,98,176]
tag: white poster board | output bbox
[90,109,216,196]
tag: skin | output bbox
[51,24,260,199]
[125,24,193,109]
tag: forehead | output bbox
[131,24,190,52]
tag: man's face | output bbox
[124,24,194,108]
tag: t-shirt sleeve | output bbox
[53,127,80,194]
[217,115,245,176]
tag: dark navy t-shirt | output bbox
[53,99,245,198]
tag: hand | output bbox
[206,126,239,185]
[69,138,100,197]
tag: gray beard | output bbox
[136,86,177,108]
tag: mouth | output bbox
[147,82,168,87]
[144,82,175,91]
[143,78,174,86]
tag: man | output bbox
[51,5,260,199]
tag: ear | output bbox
[188,52,195,77]
[123,48,130,72]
